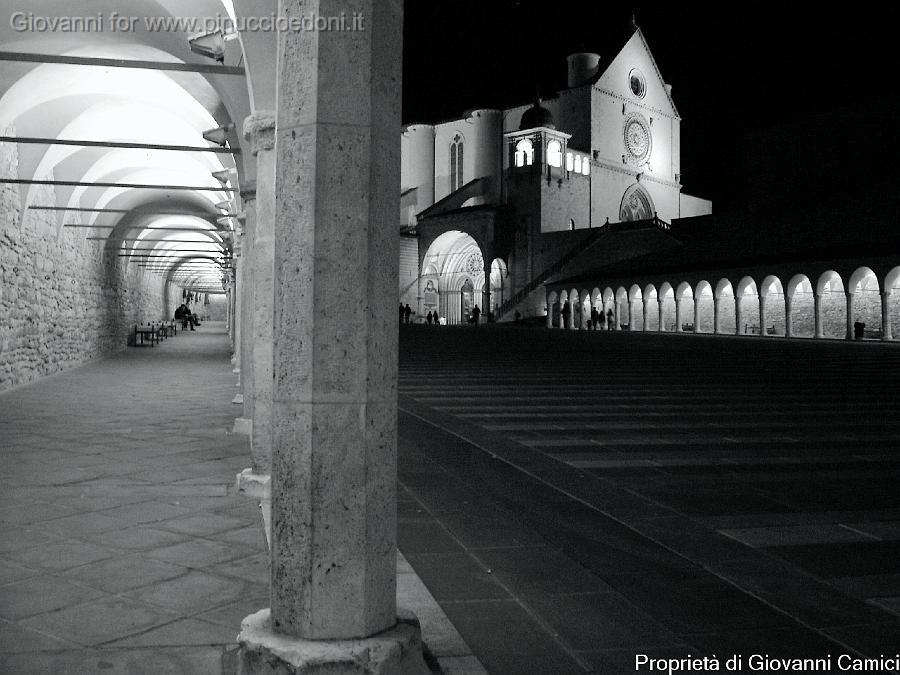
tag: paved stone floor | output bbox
[0,324,265,674]
[5,322,900,674]
[398,326,900,674]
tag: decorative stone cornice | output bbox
[243,112,276,156]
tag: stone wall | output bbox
[0,134,175,393]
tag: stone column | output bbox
[546,293,552,328]
[713,295,720,334]
[758,292,767,337]
[247,112,276,474]
[881,290,893,340]
[239,1,426,672]
[845,292,854,340]
[482,268,490,323]
[240,196,257,427]
[231,237,244,403]
[626,299,633,330]
[658,301,664,332]
[693,297,700,333]
[614,301,621,330]
[814,293,824,338]
[784,293,793,338]
[642,300,649,331]
[735,296,743,335]
[675,297,683,332]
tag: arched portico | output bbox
[694,280,713,333]
[643,284,660,331]
[629,284,644,331]
[658,282,675,332]
[675,282,694,332]
[546,290,559,328]
[848,266,881,339]
[615,287,628,330]
[421,230,487,324]
[714,279,736,334]
[736,277,759,335]
[817,270,846,339]
[787,274,814,338]
[760,275,785,336]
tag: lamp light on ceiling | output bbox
[189,31,226,63]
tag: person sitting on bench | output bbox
[174,303,197,331]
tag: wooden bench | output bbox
[863,328,883,340]
[154,321,177,338]
[133,324,159,347]
[745,324,777,335]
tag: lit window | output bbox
[547,140,562,168]
[566,152,574,171]
[574,155,582,173]
[450,134,464,191]
[515,139,534,167]
[582,160,590,176]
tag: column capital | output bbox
[243,111,277,156]
[240,182,257,202]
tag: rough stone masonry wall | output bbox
[0,131,173,393]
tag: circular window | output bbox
[464,251,484,276]
[623,113,651,162]
[629,69,646,98]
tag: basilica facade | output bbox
[397,27,711,323]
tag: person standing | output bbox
[472,304,481,326]
[562,301,571,329]
[404,304,412,324]
[607,308,615,330]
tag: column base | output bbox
[233,394,245,404]
[233,417,253,435]
[237,608,429,675]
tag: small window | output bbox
[547,140,562,168]
[450,134,464,191]
[566,152,574,172]
[629,69,647,98]
[573,155,582,173]
[582,160,590,176]
[515,139,534,167]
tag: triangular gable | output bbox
[595,28,679,118]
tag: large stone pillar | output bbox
[545,292,552,328]
[240,196,257,426]
[814,293,824,338]
[758,292,767,337]
[735,296,743,335]
[882,290,893,340]
[246,113,277,474]
[658,300,664,332]
[482,268,490,323]
[693,296,700,333]
[675,297,683,332]
[713,295,720,334]
[784,293,793,338]
[239,1,426,672]
[642,300,649,331]
[845,292,854,340]
[233,240,243,362]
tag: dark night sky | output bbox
[402,1,899,209]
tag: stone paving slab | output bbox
[398,325,900,672]
[0,323,485,674]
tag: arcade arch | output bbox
[421,230,486,324]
